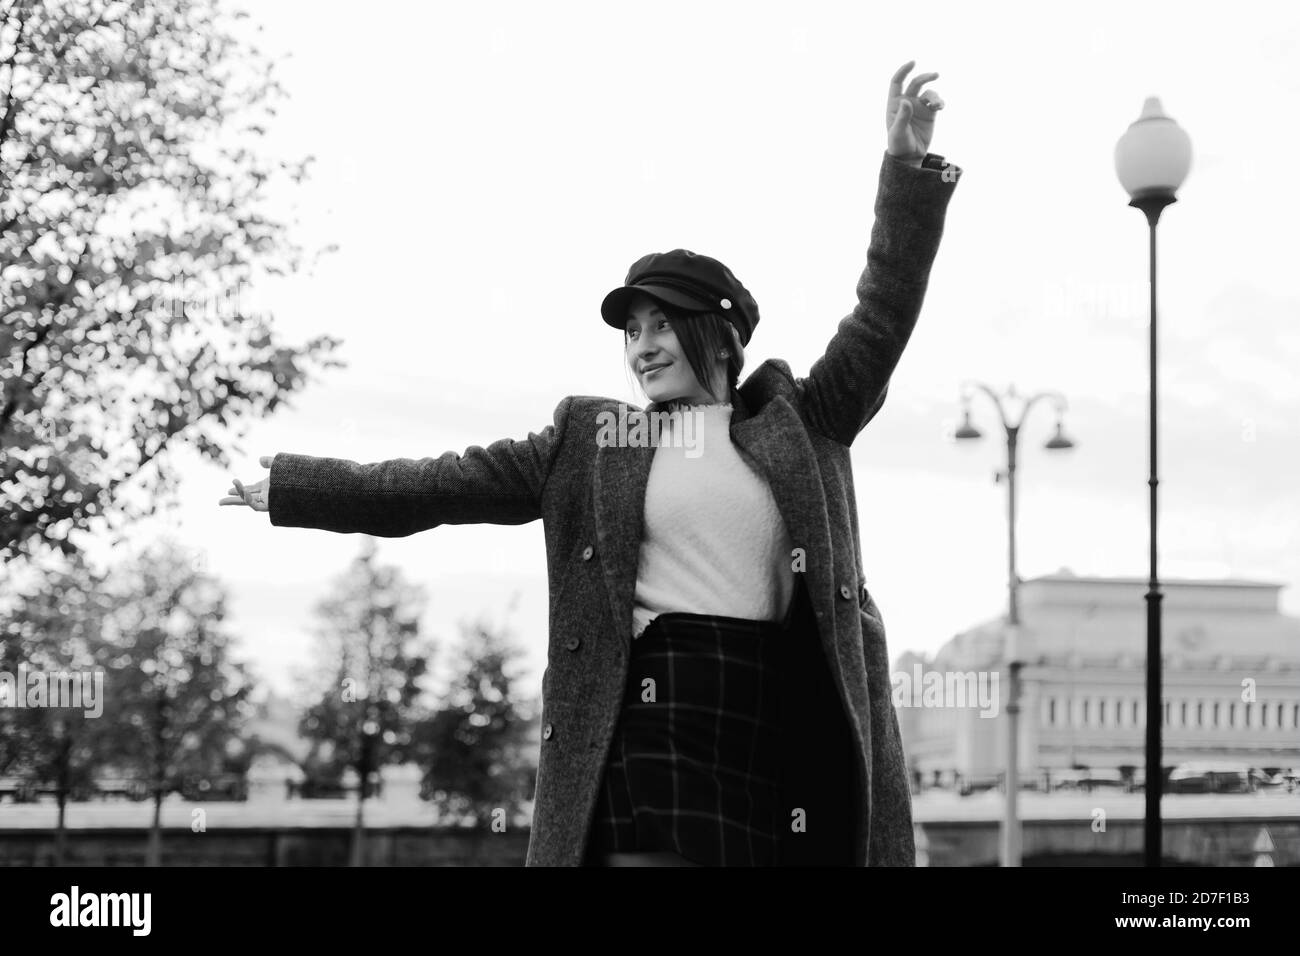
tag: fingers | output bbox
[889,60,914,99]
[905,71,939,98]
[890,99,912,131]
[221,462,273,508]
[920,90,945,111]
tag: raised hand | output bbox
[886,60,944,163]
[219,455,273,512]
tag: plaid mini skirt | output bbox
[583,606,791,867]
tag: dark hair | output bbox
[623,300,744,402]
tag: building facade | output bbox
[895,571,1300,786]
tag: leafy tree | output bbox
[412,612,539,830]
[100,535,256,865]
[0,0,343,564]
[0,549,115,865]
[0,537,251,865]
[297,538,432,866]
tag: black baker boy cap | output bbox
[601,248,760,346]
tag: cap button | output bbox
[720,298,732,309]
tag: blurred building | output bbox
[896,571,1300,786]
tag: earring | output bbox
[719,350,729,358]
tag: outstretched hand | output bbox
[886,60,944,163]
[219,455,273,512]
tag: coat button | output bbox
[565,636,581,651]
[581,545,594,561]
[543,723,554,740]
[840,584,853,600]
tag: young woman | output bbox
[221,60,960,866]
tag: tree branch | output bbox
[0,0,34,148]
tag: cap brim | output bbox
[601,283,711,330]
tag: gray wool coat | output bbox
[267,150,961,866]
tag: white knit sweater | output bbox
[630,401,797,640]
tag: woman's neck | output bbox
[666,397,732,412]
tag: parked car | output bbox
[179,772,248,802]
[289,776,383,800]
[93,776,150,801]
[958,774,1002,796]
[1051,768,1127,793]
[1167,762,1254,794]
[1247,768,1284,791]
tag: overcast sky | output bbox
[85,0,1300,698]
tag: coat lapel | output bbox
[729,394,834,631]
[591,413,655,648]
[591,385,834,655]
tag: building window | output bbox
[1180,700,1187,728]
[1262,702,1269,728]
[1277,702,1285,730]
[1164,699,1171,726]
[1293,703,1299,730]
[1213,701,1220,728]
[1245,703,1253,728]
[1082,698,1091,726]
[1228,702,1236,728]
[1099,698,1107,727]
[1047,697,1056,726]
[1132,699,1140,726]
[1196,701,1203,728]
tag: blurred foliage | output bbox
[100,535,256,804]
[298,538,432,801]
[412,611,539,827]
[0,547,116,801]
[0,535,256,862]
[0,0,344,563]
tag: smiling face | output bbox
[623,293,728,406]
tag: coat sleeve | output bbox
[266,395,574,537]
[796,150,961,446]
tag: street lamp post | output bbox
[1114,96,1192,869]
[955,382,1076,867]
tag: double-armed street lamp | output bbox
[1114,96,1193,869]
[954,381,1076,867]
